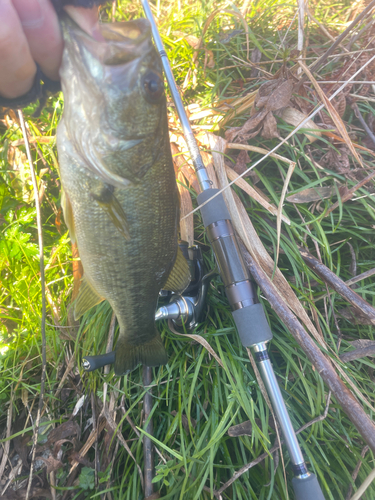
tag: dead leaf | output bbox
[362,134,375,151]
[255,80,280,108]
[233,149,251,176]
[145,494,161,500]
[228,79,294,142]
[37,455,64,474]
[278,107,321,142]
[53,438,75,457]
[205,49,215,69]
[0,488,52,499]
[266,79,294,111]
[228,420,253,436]
[173,31,200,49]
[225,127,242,143]
[293,84,313,115]
[13,433,31,469]
[299,61,363,166]
[250,48,262,78]
[286,186,333,203]
[228,418,276,437]
[333,93,347,117]
[69,451,94,468]
[242,108,269,134]
[261,111,279,139]
[45,420,80,450]
[171,140,200,193]
[321,147,350,175]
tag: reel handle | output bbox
[82,351,115,372]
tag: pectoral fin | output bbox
[163,246,191,294]
[61,189,76,243]
[74,276,105,320]
[90,185,131,240]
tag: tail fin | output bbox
[114,332,168,376]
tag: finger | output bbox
[11,0,63,81]
[0,0,36,99]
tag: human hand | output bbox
[0,0,99,100]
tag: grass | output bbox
[1,0,375,499]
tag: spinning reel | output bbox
[82,241,213,372]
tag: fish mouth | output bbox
[61,14,152,66]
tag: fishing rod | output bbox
[82,3,325,498]
[140,1,326,498]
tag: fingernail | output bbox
[12,0,44,29]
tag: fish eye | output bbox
[142,71,164,104]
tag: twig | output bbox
[351,101,375,148]
[345,268,375,287]
[297,0,306,52]
[142,366,154,498]
[53,354,75,401]
[349,94,375,102]
[18,110,47,500]
[216,391,331,495]
[299,247,375,324]
[347,18,374,51]
[340,345,375,363]
[102,312,117,411]
[91,392,98,488]
[0,388,13,495]
[239,242,375,453]
[345,445,369,500]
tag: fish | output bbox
[56,14,190,376]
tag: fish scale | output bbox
[57,15,190,375]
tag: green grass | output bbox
[1,0,375,499]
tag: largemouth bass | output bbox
[57,15,190,376]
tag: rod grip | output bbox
[292,474,325,500]
[82,351,115,372]
[197,189,231,227]
[233,303,272,346]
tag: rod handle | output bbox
[292,474,325,500]
[82,351,115,372]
